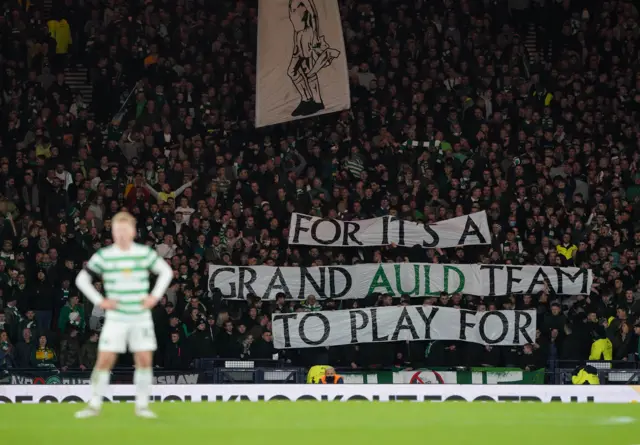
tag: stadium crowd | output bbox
[2,0,640,376]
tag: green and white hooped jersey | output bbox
[86,243,160,321]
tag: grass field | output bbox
[1,403,640,445]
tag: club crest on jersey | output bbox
[122,269,132,276]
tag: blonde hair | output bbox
[112,211,137,227]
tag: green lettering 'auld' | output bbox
[423,265,439,295]
[368,265,394,295]
[444,266,465,293]
[395,264,420,296]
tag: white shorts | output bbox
[98,319,157,354]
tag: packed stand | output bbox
[1,0,640,376]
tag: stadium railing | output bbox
[0,367,206,384]
[194,358,307,384]
[336,366,550,384]
[1,360,308,384]
[549,359,640,384]
[6,362,639,385]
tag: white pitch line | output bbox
[599,416,636,425]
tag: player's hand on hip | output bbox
[143,296,158,309]
[100,299,118,310]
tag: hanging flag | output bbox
[208,263,593,300]
[256,0,350,127]
[288,212,491,248]
[272,306,537,349]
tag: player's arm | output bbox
[76,253,116,309]
[145,248,173,307]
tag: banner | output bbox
[3,370,90,385]
[2,384,639,403]
[1,370,202,385]
[256,0,350,127]
[288,212,491,248]
[342,368,545,384]
[272,306,536,349]
[208,264,593,300]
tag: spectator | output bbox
[19,310,39,339]
[188,317,215,360]
[59,326,81,370]
[32,335,56,368]
[183,308,202,336]
[272,293,291,314]
[0,331,15,369]
[31,269,54,330]
[14,328,35,368]
[215,320,239,359]
[168,314,190,339]
[301,295,322,312]
[182,295,207,319]
[144,176,197,205]
[156,234,178,259]
[559,324,589,362]
[79,330,98,370]
[543,302,568,334]
[47,15,72,71]
[611,321,633,361]
[57,295,85,333]
[204,313,217,338]
[239,333,254,359]
[250,331,276,360]
[164,332,189,370]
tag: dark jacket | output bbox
[18,317,40,339]
[215,331,239,359]
[542,313,567,334]
[79,340,98,368]
[520,349,546,370]
[15,340,36,368]
[611,333,633,361]
[152,305,170,352]
[59,335,81,367]
[11,285,31,313]
[188,329,215,359]
[470,344,502,367]
[250,339,276,360]
[560,332,588,361]
[164,341,189,370]
[53,287,72,309]
[31,280,54,311]
[0,346,15,369]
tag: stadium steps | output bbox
[42,0,53,20]
[546,38,554,63]
[524,23,538,66]
[64,66,95,119]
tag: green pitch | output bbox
[1,402,639,445]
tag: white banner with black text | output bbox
[288,212,491,248]
[2,384,639,403]
[208,264,592,300]
[272,306,536,348]
[256,0,350,127]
